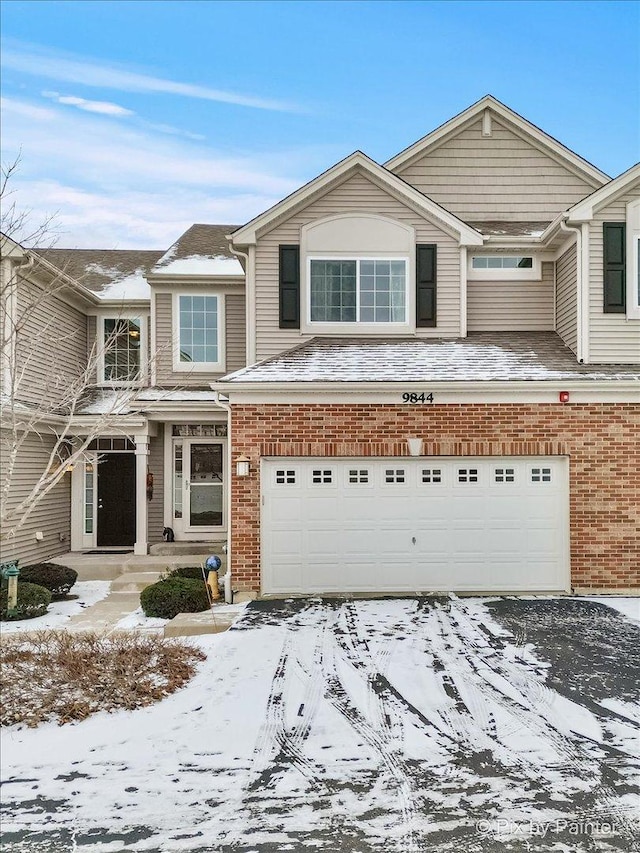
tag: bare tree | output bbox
[0,157,155,549]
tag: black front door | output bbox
[97,454,136,546]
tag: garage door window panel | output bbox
[347,469,370,485]
[422,468,442,484]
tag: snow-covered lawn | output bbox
[0,581,111,634]
[1,596,639,852]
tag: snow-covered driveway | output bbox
[2,596,639,852]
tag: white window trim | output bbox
[172,292,226,373]
[468,254,541,280]
[303,255,412,334]
[626,199,640,319]
[96,313,148,386]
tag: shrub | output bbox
[1,580,52,621]
[1,631,206,727]
[168,566,205,581]
[140,576,210,620]
[19,563,78,599]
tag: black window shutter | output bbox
[279,245,300,328]
[603,222,626,313]
[416,244,437,327]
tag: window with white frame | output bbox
[468,255,540,280]
[173,294,225,371]
[100,316,143,382]
[309,259,407,324]
[627,199,640,318]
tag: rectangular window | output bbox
[348,469,369,484]
[84,463,94,534]
[472,256,533,269]
[174,294,224,370]
[173,443,183,519]
[103,318,141,381]
[309,259,407,324]
[468,255,540,280]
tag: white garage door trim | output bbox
[261,457,570,595]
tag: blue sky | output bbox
[1,0,638,248]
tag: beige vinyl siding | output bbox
[588,183,640,363]
[0,429,71,564]
[467,262,554,332]
[15,277,87,407]
[254,170,461,360]
[556,243,578,354]
[147,426,164,544]
[86,315,98,384]
[154,286,246,384]
[395,116,599,222]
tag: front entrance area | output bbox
[184,441,224,528]
[97,453,136,546]
[261,457,570,594]
[168,424,228,540]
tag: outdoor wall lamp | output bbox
[235,455,251,477]
[407,437,423,456]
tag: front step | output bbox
[149,542,227,557]
[111,571,164,592]
[164,608,239,637]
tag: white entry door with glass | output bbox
[174,440,225,532]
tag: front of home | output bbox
[1,96,638,595]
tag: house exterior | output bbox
[1,96,638,595]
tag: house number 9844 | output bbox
[402,393,434,404]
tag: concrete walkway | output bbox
[48,549,247,637]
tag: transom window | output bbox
[102,317,142,382]
[472,256,533,269]
[469,255,540,280]
[174,294,224,370]
[309,259,407,324]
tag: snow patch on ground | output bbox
[2,597,638,851]
[0,581,111,634]
[588,596,640,623]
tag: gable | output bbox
[392,112,603,223]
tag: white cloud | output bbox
[42,90,134,117]
[0,95,327,249]
[3,39,298,113]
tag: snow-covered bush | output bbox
[1,580,51,621]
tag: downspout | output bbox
[213,390,233,603]
[559,219,586,363]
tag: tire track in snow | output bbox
[437,597,640,843]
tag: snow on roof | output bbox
[89,266,151,300]
[151,254,244,277]
[222,334,640,384]
[136,388,222,402]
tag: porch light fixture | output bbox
[407,437,423,457]
[235,455,251,477]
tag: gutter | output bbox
[213,390,233,603]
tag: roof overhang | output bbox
[211,379,640,405]
[230,152,484,247]
[566,163,640,222]
[384,95,610,187]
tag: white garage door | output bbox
[261,457,569,594]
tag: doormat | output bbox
[82,549,133,555]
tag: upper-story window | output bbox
[309,258,408,324]
[99,316,145,384]
[173,293,225,372]
[469,255,540,280]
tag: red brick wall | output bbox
[231,403,640,592]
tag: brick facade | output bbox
[230,403,640,593]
